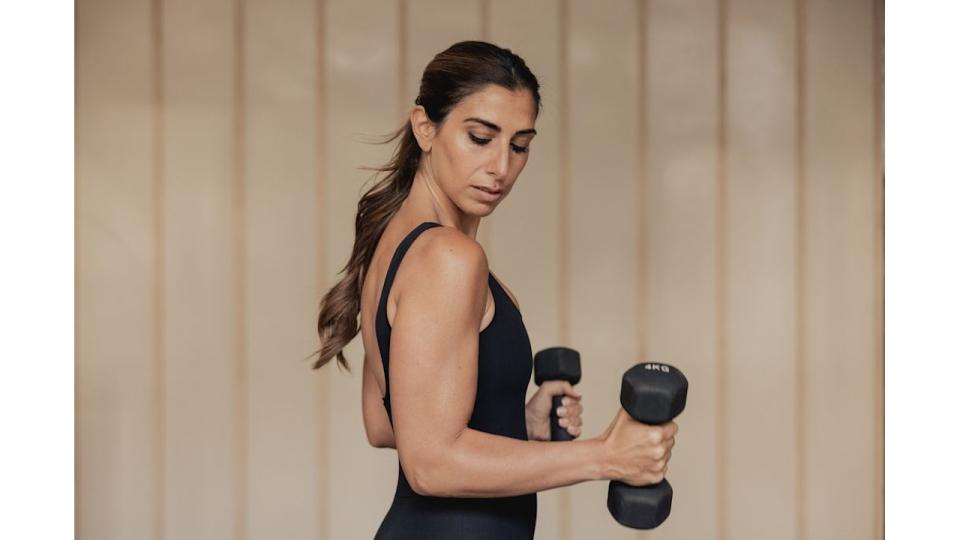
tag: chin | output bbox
[457,198,498,218]
[474,202,499,217]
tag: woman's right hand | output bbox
[597,408,678,486]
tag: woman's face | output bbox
[417,84,538,217]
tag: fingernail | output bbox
[557,406,567,415]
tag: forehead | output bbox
[448,85,537,131]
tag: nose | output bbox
[486,141,509,179]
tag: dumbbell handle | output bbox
[550,394,574,441]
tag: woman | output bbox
[313,41,677,539]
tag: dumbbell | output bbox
[533,347,582,441]
[607,362,688,529]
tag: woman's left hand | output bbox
[525,381,583,441]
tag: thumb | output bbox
[561,381,582,398]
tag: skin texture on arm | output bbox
[390,227,606,498]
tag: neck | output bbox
[398,169,481,239]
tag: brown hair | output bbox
[310,40,541,372]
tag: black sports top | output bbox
[373,221,538,539]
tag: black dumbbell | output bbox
[533,347,582,441]
[607,362,688,529]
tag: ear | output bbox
[410,105,436,153]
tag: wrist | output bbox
[586,436,613,481]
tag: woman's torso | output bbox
[359,220,537,539]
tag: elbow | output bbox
[407,474,432,496]
[364,422,396,449]
[409,467,447,497]
[367,433,393,449]
[403,455,450,497]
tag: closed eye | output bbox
[468,133,530,154]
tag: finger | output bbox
[559,400,583,417]
[567,425,581,438]
[569,415,582,427]
[560,395,581,407]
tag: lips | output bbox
[472,185,503,202]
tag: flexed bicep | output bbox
[388,229,489,495]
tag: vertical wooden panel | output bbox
[486,1,562,537]
[162,0,240,537]
[804,0,877,537]
[76,0,155,538]
[646,0,719,538]
[244,0,321,538]
[566,1,640,538]
[404,0,483,110]
[726,0,798,538]
[324,1,401,538]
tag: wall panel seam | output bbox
[150,1,167,539]
[794,0,808,538]
[315,0,329,538]
[232,1,250,539]
[716,0,729,538]
[557,0,570,538]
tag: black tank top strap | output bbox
[375,221,444,424]
[376,221,443,329]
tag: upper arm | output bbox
[388,230,488,490]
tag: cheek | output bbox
[439,138,479,177]
[509,154,530,176]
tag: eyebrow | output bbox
[463,117,537,137]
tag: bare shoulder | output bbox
[406,225,488,281]
[392,225,490,333]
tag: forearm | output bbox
[414,428,608,498]
[373,431,396,449]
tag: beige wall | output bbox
[76,0,883,539]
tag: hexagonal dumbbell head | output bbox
[607,362,688,529]
[619,362,687,425]
[608,478,673,530]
